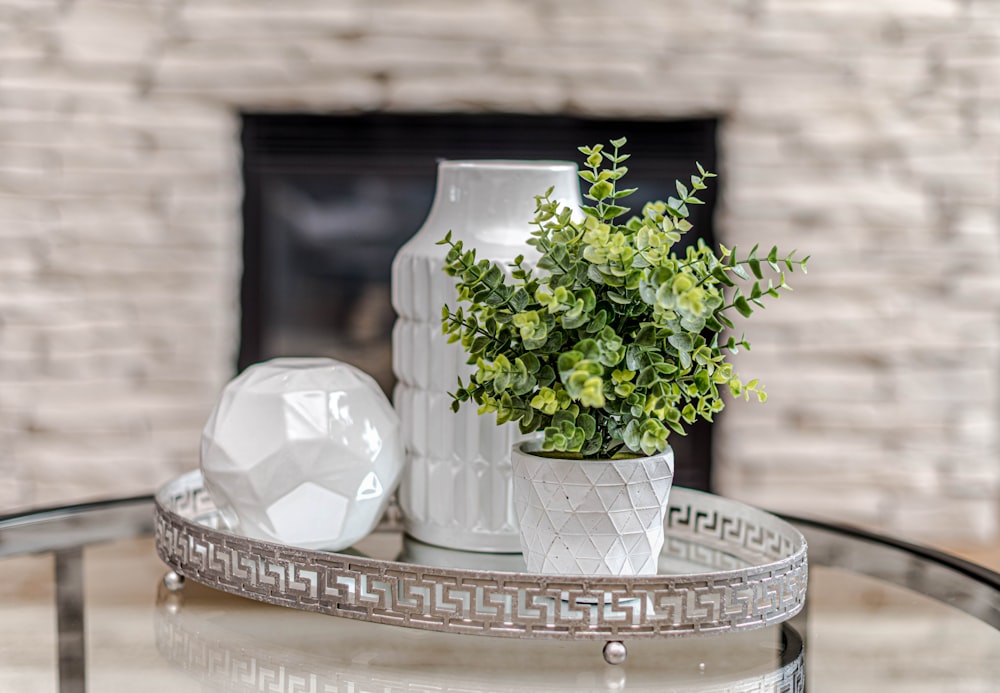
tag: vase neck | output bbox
[427,160,581,247]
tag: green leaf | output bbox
[557,351,583,380]
[574,338,600,360]
[520,353,540,373]
[668,333,693,353]
[666,197,687,216]
[623,420,640,449]
[588,181,614,200]
[653,362,678,375]
[537,365,556,387]
[509,288,530,312]
[636,366,660,387]
[587,263,606,285]
[731,264,750,281]
[585,309,608,333]
[471,336,490,354]
[682,403,697,423]
[734,295,754,318]
[767,246,780,271]
[711,265,736,287]
[680,314,706,332]
[666,418,686,436]
[625,345,644,370]
[565,371,588,398]
[694,370,711,394]
[561,312,587,330]
[635,325,657,347]
[678,348,692,370]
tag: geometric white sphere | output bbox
[200,357,404,551]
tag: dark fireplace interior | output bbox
[240,113,719,490]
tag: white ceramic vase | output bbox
[511,441,675,576]
[391,160,582,552]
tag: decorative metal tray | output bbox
[155,471,807,658]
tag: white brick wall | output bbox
[0,0,997,544]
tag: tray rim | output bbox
[155,470,807,641]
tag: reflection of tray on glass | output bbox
[155,471,807,657]
[154,587,805,693]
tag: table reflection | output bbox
[154,581,804,693]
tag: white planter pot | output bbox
[391,160,581,552]
[511,441,675,576]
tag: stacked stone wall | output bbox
[1,0,997,542]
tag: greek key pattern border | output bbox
[155,471,807,640]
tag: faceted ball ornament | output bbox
[200,357,404,551]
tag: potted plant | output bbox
[439,138,807,576]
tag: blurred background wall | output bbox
[0,0,998,546]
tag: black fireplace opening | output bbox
[240,113,720,491]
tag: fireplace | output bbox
[239,113,719,490]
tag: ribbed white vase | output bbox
[391,160,581,552]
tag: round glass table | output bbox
[0,494,998,692]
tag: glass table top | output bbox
[1,496,999,692]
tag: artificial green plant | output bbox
[440,138,807,459]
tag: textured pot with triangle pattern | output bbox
[510,441,675,576]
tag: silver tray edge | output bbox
[154,470,807,641]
